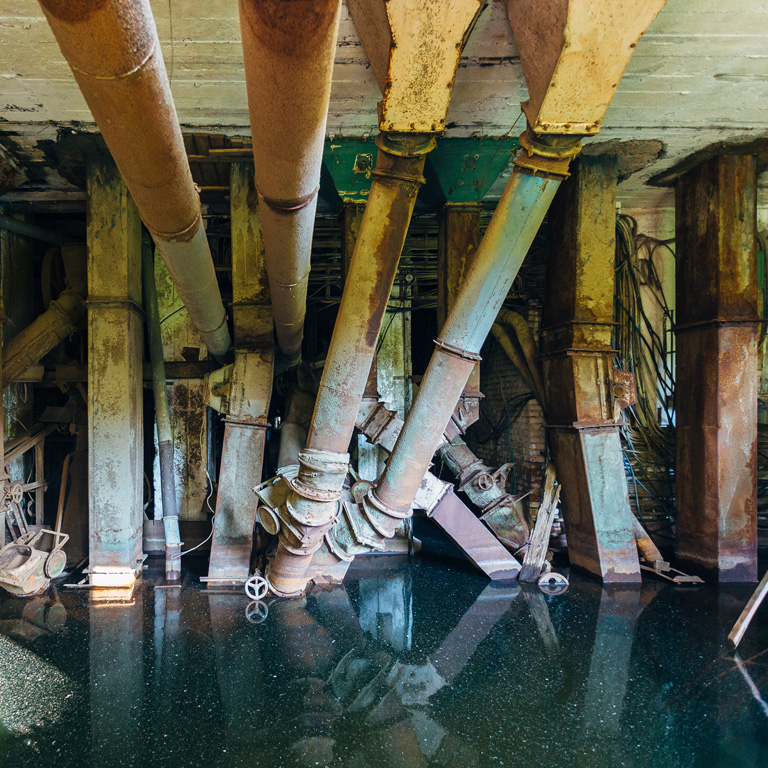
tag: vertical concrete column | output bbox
[205,164,274,583]
[542,156,640,583]
[437,204,482,404]
[675,154,758,582]
[87,158,144,587]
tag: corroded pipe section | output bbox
[2,244,86,388]
[258,133,433,595]
[371,132,581,525]
[38,0,230,359]
[277,389,316,472]
[239,0,342,365]
[141,239,180,574]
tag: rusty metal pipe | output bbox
[141,237,180,573]
[38,0,230,360]
[277,389,316,472]
[2,244,86,388]
[239,0,342,366]
[262,133,434,596]
[372,133,581,520]
[0,214,68,246]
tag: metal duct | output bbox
[369,132,581,535]
[260,133,433,596]
[2,244,86,389]
[239,0,342,366]
[38,0,230,359]
[141,238,180,576]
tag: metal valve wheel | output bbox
[538,570,569,595]
[244,574,269,601]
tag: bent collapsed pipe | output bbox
[141,238,180,575]
[38,0,231,360]
[2,244,86,389]
[239,0,341,366]
[256,133,434,596]
[294,131,583,574]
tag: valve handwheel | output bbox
[244,574,269,601]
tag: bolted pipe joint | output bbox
[255,449,349,597]
[515,128,582,179]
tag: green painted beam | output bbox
[427,136,519,204]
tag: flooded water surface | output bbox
[1,558,767,768]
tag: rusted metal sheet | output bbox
[428,491,521,579]
[86,160,144,588]
[364,0,484,134]
[206,349,274,584]
[506,0,669,135]
[39,0,230,357]
[542,156,640,583]
[550,428,640,582]
[675,154,758,582]
[239,0,341,364]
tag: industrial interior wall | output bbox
[467,306,546,519]
[0,225,35,486]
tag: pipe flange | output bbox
[324,529,356,563]
[288,477,343,503]
[518,128,582,161]
[264,573,306,599]
[366,488,411,521]
[376,132,436,158]
[433,338,482,362]
[257,188,319,215]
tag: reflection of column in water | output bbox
[208,592,265,766]
[581,584,650,741]
[89,591,144,768]
[357,571,413,651]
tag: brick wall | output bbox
[465,305,547,518]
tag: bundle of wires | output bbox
[614,214,676,525]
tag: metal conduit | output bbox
[239,0,342,366]
[366,131,582,537]
[141,238,180,576]
[263,133,434,597]
[38,0,231,360]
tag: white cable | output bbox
[172,469,215,559]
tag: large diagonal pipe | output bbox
[351,132,582,547]
[239,0,341,366]
[38,0,230,359]
[262,133,434,596]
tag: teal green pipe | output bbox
[373,166,565,519]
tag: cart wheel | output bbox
[44,549,67,579]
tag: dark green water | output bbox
[0,558,767,768]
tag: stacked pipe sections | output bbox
[38,0,230,359]
[239,0,341,367]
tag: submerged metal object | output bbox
[0,529,69,597]
[239,0,342,365]
[38,0,230,358]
